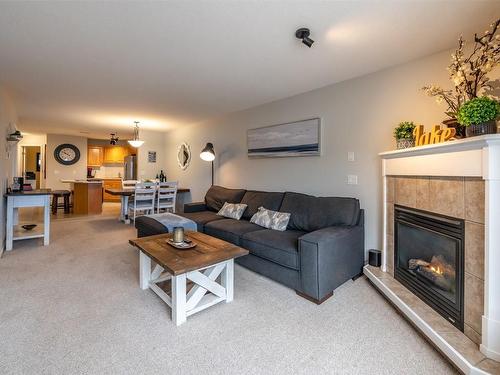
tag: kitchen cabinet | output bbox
[87,146,104,167]
[103,146,130,164]
[103,179,122,202]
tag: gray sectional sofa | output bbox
[135,185,365,304]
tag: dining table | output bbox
[104,187,190,224]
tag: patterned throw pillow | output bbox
[217,202,248,220]
[250,206,291,231]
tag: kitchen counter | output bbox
[60,179,103,184]
[61,180,102,214]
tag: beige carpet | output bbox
[0,212,458,374]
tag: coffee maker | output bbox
[87,167,96,178]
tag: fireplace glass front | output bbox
[394,205,464,330]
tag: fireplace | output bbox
[394,205,464,330]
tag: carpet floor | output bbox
[0,213,458,374]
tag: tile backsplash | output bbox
[93,165,124,178]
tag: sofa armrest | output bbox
[184,202,208,213]
[298,224,365,301]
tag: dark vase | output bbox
[442,118,466,139]
[465,120,498,138]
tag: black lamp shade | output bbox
[200,142,215,161]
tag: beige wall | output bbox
[46,134,87,190]
[137,129,167,180]
[163,48,497,254]
[0,87,19,251]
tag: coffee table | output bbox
[129,231,249,325]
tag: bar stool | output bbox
[51,190,71,214]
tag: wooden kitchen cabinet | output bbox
[103,146,130,164]
[87,146,104,167]
[103,179,122,202]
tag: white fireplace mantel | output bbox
[380,134,500,362]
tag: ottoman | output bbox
[135,213,197,238]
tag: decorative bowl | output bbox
[22,224,37,231]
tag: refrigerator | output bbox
[124,155,137,180]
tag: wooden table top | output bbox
[129,231,248,275]
[105,187,190,196]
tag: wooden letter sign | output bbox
[413,125,456,147]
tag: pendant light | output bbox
[128,121,144,148]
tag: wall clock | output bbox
[54,144,81,165]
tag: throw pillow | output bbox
[250,206,291,231]
[217,202,248,220]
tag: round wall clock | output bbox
[54,144,81,165]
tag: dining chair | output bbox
[122,180,139,190]
[128,182,156,223]
[156,181,178,213]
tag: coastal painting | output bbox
[247,118,321,158]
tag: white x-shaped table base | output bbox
[139,251,234,325]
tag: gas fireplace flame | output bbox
[408,255,456,293]
[430,265,443,275]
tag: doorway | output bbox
[22,146,41,189]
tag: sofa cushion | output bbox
[205,185,247,212]
[280,192,360,231]
[240,190,284,220]
[178,211,224,231]
[241,229,306,270]
[205,219,262,245]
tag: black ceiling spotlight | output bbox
[295,27,314,48]
[110,133,119,145]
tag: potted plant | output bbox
[422,18,500,138]
[394,121,416,149]
[457,97,500,137]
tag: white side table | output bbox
[4,189,51,253]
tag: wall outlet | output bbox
[347,175,358,185]
[348,151,355,162]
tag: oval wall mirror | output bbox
[177,142,191,170]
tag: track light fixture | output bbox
[295,28,314,48]
[109,133,119,145]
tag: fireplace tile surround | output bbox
[387,175,483,343]
[364,135,500,374]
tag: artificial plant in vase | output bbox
[422,18,500,137]
[457,96,500,137]
[394,121,416,149]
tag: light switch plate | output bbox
[348,152,355,162]
[347,175,358,185]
